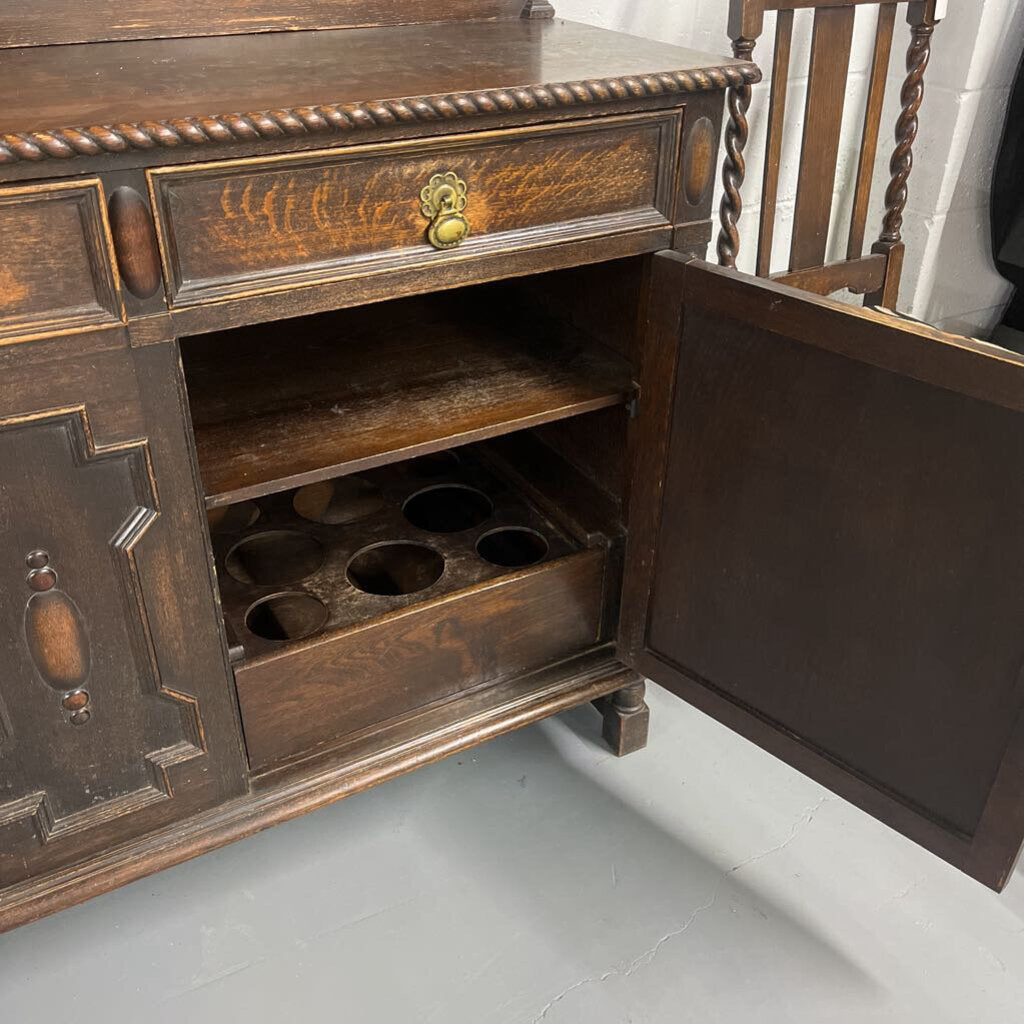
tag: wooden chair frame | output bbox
[717,0,946,309]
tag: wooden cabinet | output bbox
[0,329,246,889]
[1,1,1021,933]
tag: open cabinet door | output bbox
[620,252,1024,890]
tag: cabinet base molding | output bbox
[0,650,638,934]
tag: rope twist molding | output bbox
[0,65,761,165]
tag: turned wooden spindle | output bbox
[868,0,944,308]
[878,24,933,245]
[717,36,756,268]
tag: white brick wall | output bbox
[557,0,1023,336]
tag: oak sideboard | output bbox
[2,0,1022,933]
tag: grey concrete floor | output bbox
[2,682,1022,1023]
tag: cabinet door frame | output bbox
[620,251,1024,890]
[0,326,247,892]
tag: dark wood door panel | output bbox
[0,331,245,887]
[0,180,124,343]
[623,254,1024,889]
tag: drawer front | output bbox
[0,180,124,343]
[236,549,605,772]
[148,112,681,308]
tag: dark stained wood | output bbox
[108,186,163,300]
[0,0,532,49]
[868,238,905,308]
[0,649,636,933]
[0,329,247,888]
[771,252,885,294]
[682,116,717,207]
[673,93,726,236]
[847,2,896,260]
[0,2,744,934]
[789,5,856,271]
[237,548,605,770]
[213,450,584,658]
[756,7,793,277]
[623,253,1024,891]
[480,431,625,549]
[723,0,942,302]
[182,296,634,508]
[5,0,992,946]
[215,448,609,773]
[868,1,944,308]
[148,113,680,308]
[716,35,756,267]
[0,180,124,343]
[473,256,652,509]
[767,0,892,8]
[594,680,650,756]
[683,261,1024,408]
[521,0,557,19]
[0,21,757,167]
[141,224,676,343]
[23,580,91,692]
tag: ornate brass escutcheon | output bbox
[420,171,470,249]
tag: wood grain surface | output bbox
[147,113,677,307]
[0,180,123,342]
[1,0,532,48]
[237,549,605,769]
[0,20,753,159]
[623,254,1024,890]
[183,294,633,507]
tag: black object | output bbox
[992,47,1024,335]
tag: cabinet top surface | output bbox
[0,19,758,170]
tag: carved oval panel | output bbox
[108,186,163,300]
[683,116,717,207]
[24,588,91,692]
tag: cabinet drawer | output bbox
[235,549,606,771]
[0,180,124,343]
[148,112,681,308]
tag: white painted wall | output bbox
[558,0,1023,336]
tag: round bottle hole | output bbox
[476,527,549,568]
[226,531,324,586]
[408,450,460,477]
[245,592,329,642]
[293,476,385,525]
[347,542,444,596]
[403,485,492,534]
[207,501,260,535]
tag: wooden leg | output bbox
[594,680,650,756]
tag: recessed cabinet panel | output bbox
[0,180,124,342]
[0,334,245,887]
[623,255,1024,890]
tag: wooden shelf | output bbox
[183,296,633,508]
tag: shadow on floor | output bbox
[0,697,884,1023]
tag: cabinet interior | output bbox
[178,257,647,766]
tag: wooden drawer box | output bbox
[0,180,124,342]
[235,548,605,771]
[147,112,681,308]
[209,448,610,772]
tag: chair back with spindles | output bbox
[717,0,945,309]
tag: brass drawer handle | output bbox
[421,171,470,249]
